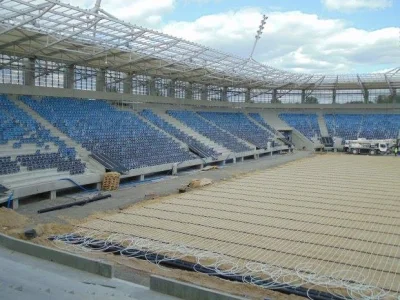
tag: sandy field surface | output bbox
[2,153,399,299]
[69,154,400,299]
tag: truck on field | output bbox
[344,138,397,155]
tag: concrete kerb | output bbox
[150,275,247,300]
[0,233,114,278]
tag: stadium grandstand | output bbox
[0,1,400,300]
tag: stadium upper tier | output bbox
[0,0,399,91]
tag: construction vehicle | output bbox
[344,138,397,155]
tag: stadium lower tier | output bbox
[325,113,400,141]
[278,113,400,142]
[2,94,400,191]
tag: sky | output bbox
[67,0,399,75]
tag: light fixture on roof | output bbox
[249,14,268,59]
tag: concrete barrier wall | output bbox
[150,275,247,300]
[2,83,400,111]
[0,233,113,278]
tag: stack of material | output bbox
[102,172,120,191]
[188,178,212,188]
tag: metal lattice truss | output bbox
[0,0,399,91]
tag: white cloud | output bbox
[62,1,399,74]
[162,9,399,74]
[65,0,175,26]
[322,0,393,12]
[371,68,395,74]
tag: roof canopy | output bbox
[0,0,399,90]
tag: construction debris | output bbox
[24,228,37,239]
[202,166,219,171]
[178,178,213,193]
[144,192,158,200]
[179,187,188,193]
[188,178,213,188]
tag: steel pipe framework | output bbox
[0,0,398,92]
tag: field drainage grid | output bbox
[57,155,400,299]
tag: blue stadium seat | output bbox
[198,112,273,149]
[139,109,220,158]
[324,114,362,142]
[0,95,85,176]
[325,114,400,141]
[22,97,197,170]
[248,113,277,134]
[167,110,252,153]
[279,113,321,140]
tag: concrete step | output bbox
[245,113,277,138]
[0,143,59,158]
[155,110,232,155]
[261,111,291,131]
[253,113,287,139]
[0,167,95,189]
[317,112,329,136]
[0,169,71,188]
[129,110,189,150]
[260,111,317,150]
[195,113,256,150]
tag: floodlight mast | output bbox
[249,14,268,59]
[93,0,102,13]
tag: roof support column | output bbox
[272,89,278,103]
[96,68,106,92]
[245,88,251,103]
[392,89,397,104]
[301,89,306,104]
[201,84,208,101]
[64,64,74,89]
[123,72,133,94]
[149,77,156,96]
[357,75,369,104]
[185,82,193,100]
[167,79,176,98]
[332,89,336,104]
[363,89,369,104]
[221,86,228,102]
[23,57,35,86]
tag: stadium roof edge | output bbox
[0,0,398,91]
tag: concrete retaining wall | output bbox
[0,233,113,278]
[5,145,288,208]
[150,275,247,300]
[2,84,400,111]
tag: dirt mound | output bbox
[188,178,212,188]
[0,207,29,232]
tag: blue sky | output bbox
[169,0,399,30]
[70,0,399,74]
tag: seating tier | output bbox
[22,97,197,170]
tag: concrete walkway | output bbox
[0,246,177,300]
[18,151,313,224]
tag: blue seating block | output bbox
[279,113,321,140]
[325,114,400,142]
[0,95,86,176]
[167,110,252,153]
[198,112,273,149]
[139,109,220,158]
[249,113,277,134]
[22,97,197,170]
